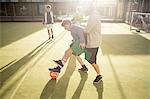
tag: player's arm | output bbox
[78,29,86,48]
[42,13,46,25]
[51,11,54,23]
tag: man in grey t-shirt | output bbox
[49,20,88,73]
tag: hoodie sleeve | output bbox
[85,11,101,34]
[84,14,95,34]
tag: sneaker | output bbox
[48,66,61,73]
[78,67,88,72]
[49,37,51,40]
[53,60,64,67]
[93,75,102,83]
[52,35,54,39]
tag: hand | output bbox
[80,43,86,48]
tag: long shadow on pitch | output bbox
[40,79,57,99]
[1,40,51,83]
[0,40,51,94]
[71,72,103,99]
[1,40,51,98]
[1,22,44,48]
[40,56,76,99]
[71,71,88,99]
[107,55,127,99]
[93,80,103,99]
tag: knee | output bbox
[88,60,96,64]
[88,58,97,64]
[65,49,72,55]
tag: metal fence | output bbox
[130,12,150,33]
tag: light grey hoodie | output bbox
[70,24,85,44]
[85,10,101,48]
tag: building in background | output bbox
[0,0,149,23]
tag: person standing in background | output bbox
[43,4,54,40]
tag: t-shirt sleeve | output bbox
[77,28,85,44]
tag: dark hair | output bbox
[46,5,51,9]
[61,20,71,26]
[47,6,50,8]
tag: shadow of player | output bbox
[93,80,103,99]
[40,79,56,99]
[40,56,76,99]
[72,71,88,99]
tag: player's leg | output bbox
[91,63,100,75]
[51,28,54,39]
[54,48,73,66]
[92,63,102,83]
[76,56,88,72]
[49,48,73,72]
[49,24,54,39]
[86,47,102,82]
[62,48,73,62]
[47,25,51,39]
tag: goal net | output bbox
[130,12,150,33]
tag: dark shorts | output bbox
[85,47,99,64]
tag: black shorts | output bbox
[86,47,99,64]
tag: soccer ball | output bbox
[50,71,59,80]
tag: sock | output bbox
[61,59,66,65]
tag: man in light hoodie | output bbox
[84,7,103,83]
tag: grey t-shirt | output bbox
[70,24,85,44]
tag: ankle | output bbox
[61,59,66,65]
[97,74,101,76]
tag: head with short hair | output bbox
[46,5,52,12]
[61,20,72,31]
